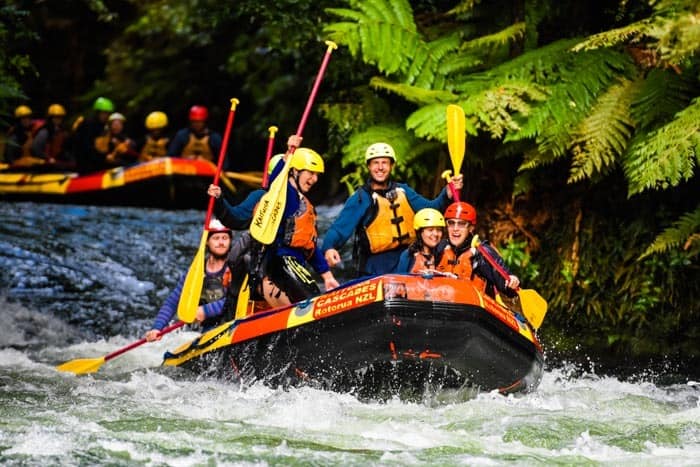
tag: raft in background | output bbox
[0,157,262,209]
[163,273,545,400]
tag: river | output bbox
[1,202,698,465]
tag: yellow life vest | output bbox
[364,187,416,254]
[140,135,169,161]
[182,133,213,161]
[94,133,111,154]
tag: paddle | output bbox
[473,237,548,329]
[250,40,338,245]
[56,321,185,375]
[445,104,466,198]
[261,126,279,189]
[177,98,240,323]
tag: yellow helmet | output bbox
[365,142,396,163]
[289,148,324,173]
[47,104,66,117]
[145,111,168,129]
[413,208,446,230]
[15,105,32,118]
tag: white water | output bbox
[1,202,699,465]
[1,325,699,466]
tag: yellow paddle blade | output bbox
[56,356,106,375]
[446,104,466,174]
[250,156,292,244]
[177,229,208,323]
[235,274,250,320]
[518,288,548,329]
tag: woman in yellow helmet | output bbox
[31,104,72,167]
[139,111,170,161]
[207,134,339,309]
[396,208,447,274]
[4,105,42,166]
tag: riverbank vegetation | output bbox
[2,0,698,369]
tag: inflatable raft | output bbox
[0,157,261,209]
[163,273,544,399]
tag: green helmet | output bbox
[93,97,115,112]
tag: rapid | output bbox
[1,201,698,466]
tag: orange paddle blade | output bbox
[177,229,208,323]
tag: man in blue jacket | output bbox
[321,142,462,277]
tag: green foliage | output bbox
[500,239,540,282]
[623,96,700,195]
[568,78,639,183]
[640,205,700,259]
[0,4,37,117]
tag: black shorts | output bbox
[266,255,320,303]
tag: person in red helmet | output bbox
[167,105,222,161]
[437,201,520,299]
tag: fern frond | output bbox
[631,68,696,131]
[369,77,455,105]
[325,0,462,89]
[447,0,482,16]
[572,19,653,51]
[461,22,526,52]
[325,0,418,76]
[639,205,700,259]
[568,78,640,183]
[624,96,700,195]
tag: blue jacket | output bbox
[151,268,225,331]
[214,164,329,274]
[320,181,450,276]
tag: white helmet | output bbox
[207,218,231,236]
[365,142,396,163]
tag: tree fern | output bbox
[568,78,639,183]
[639,205,700,259]
[623,96,700,195]
[630,68,696,131]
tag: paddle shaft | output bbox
[204,98,240,228]
[476,243,516,288]
[262,126,279,189]
[104,321,185,362]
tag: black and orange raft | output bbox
[0,157,261,209]
[163,273,544,398]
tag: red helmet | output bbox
[445,202,477,224]
[189,105,208,121]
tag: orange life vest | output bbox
[437,245,474,279]
[437,244,487,292]
[364,187,416,254]
[281,193,318,255]
[94,133,112,155]
[182,133,213,161]
[409,249,438,273]
[140,135,169,161]
[44,128,67,160]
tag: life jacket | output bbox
[437,244,474,279]
[281,192,318,256]
[140,135,169,161]
[94,132,111,155]
[409,249,438,273]
[437,243,487,292]
[42,126,68,160]
[363,186,416,254]
[199,264,232,305]
[181,131,213,161]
